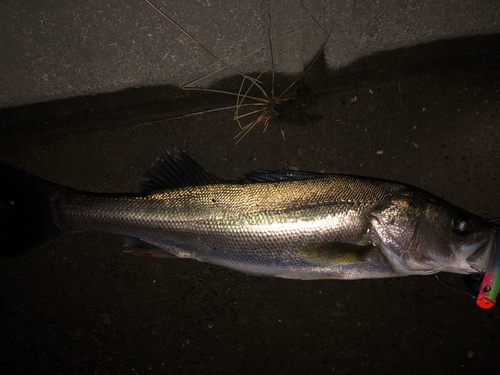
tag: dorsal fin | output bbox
[240,170,326,183]
[137,148,226,193]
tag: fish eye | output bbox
[453,217,470,234]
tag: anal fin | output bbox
[124,237,176,258]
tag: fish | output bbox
[0,149,497,282]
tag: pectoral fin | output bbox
[297,242,374,265]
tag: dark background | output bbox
[1,33,500,374]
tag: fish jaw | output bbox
[462,229,498,273]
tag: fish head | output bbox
[369,190,497,275]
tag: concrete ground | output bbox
[1,1,500,374]
[1,0,499,108]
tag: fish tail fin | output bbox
[0,162,61,259]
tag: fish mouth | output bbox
[465,229,498,273]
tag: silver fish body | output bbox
[1,151,496,280]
